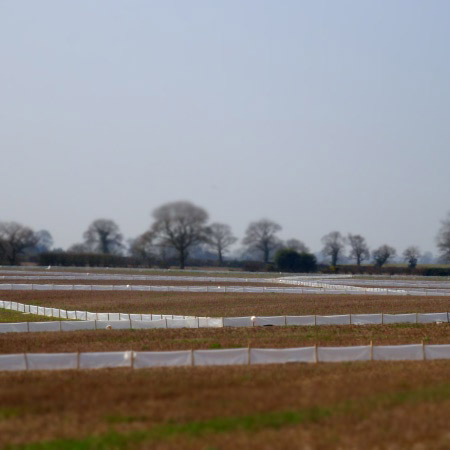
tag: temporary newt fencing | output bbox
[1,300,449,332]
[1,344,450,372]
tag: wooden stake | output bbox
[370,340,373,361]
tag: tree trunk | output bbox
[218,248,223,266]
[179,249,185,269]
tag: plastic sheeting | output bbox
[26,353,78,371]
[316,315,351,326]
[223,317,254,327]
[425,344,450,360]
[417,313,449,324]
[194,348,249,366]
[79,351,132,369]
[28,322,61,332]
[285,316,314,326]
[131,319,167,329]
[351,314,383,325]
[250,347,315,364]
[0,354,27,371]
[382,314,417,324]
[134,351,192,368]
[61,321,96,332]
[0,322,28,333]
[373,344,424,361]
[253,316,286,327]
[318,346,371,362]
[96,320,131,330]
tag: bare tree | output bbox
[436,212,450,263]
[347,234,370,266]
[83,219,124,254]
[285,238,309,253]
[207,223,237,265]
[242,219,282,263]
[151,201,209,269]
[129,230,156,266]
[0,222,38,265]
[321,231,345,267]
[372,244,396,267]
[403,246,421,269]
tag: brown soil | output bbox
[1,323,449,354]
[0,361,449,449]
[0,291,448,316]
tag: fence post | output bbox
[77,352,80,370]
[191,349,194,366]
[24,353,29,371]
[314,344,318,363]
[370,341,373,361]
[422,340,426,360]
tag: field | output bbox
[1,291,449,316]
[1,361,450,449]
[1,270,450,449]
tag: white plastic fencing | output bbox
[1,344,449,372]
[1,300,449,333]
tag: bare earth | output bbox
[0,361,449,449]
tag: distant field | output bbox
[1,291,449,316]
[0,279,282,287]
[0,267,282,278]
[1,323,449,354]
[1,361,449,449]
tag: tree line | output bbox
[1,201,450,271]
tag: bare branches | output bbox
[151,201,209,269]
[0,222,38,265]
[83,219,124,254]
[207,223,237,265]
[321,231,345,267]
[242,219,282,263]
[347,234,370,266]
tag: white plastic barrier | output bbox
[316,315,351,326]
[167,318,199,329]
[131,319,167,329]
[250,347,315,364]
[373,344,424,361]
[97,313,108,321]
[417,313,449,324]
[286,315,316,326]
[223,317,254,327]
[383,314,417,324]
[0,322,28,333]
[198,318,224,328]
[28,322,61,332]
[27,353,78,371]
[351,314,383,325]
[317,346,371,362]
[0,354,27,371]
[425,344,450,360]
[134,351,192,368]
[194,348,249,366]
[61,321,96,332]
[96,320,131,330]
[79,351,132,369]
[253,316,286,327]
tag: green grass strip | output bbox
[7,382,450,450]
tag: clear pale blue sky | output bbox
[1,0,449,255]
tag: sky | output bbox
[1,0,449,256]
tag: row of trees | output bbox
[1,204,450,269]
[321,231,422,269]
